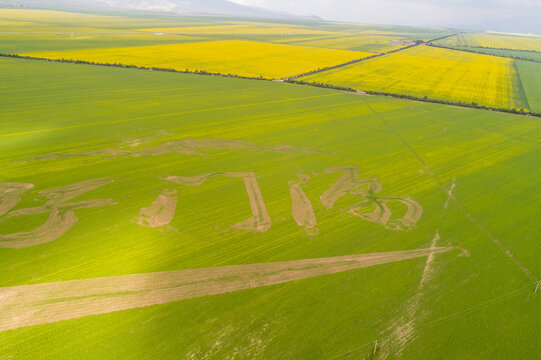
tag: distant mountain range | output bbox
[0,0,322,20]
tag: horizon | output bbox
[231,0,541,35]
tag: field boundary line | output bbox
[429,43,541,64]
[285,80,540,117]
[2,44,540,122]
[513,61,532,111]
[0,31,434,36]
[284,32,459,80]
[0,53,277,81]
[360,99,538,283]
[283,43,420,80]
[429,41,541,55]
[410,106,541,147]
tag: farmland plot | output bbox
[22,39,369,78]
[300,45,530,111]
[0,57,539,359]
[437,33,541,53]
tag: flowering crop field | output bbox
[268,34,411,53]
[437,33,541,52]
[300,45,530,111]
[1,55,539,359]
[22,39,369,78]
[0,7,540,360]
[138,24,331,34]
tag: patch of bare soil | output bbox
[289,175,317,231]
[0,247,451,332]
[379,232,442,358]
[444,180,456,209]
[0,179,116,249]
[0,183,34,217]
[138,190,178,228]
[320,167,422,231]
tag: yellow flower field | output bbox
[270,34,408,52]
[300,45,529,110]
[24,40,368,78]
[437,33,541,52]
[140,24,331,34]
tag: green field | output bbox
[434,45,541,62]
[436,32,541,52]
[1,56,539,359]
[0,8,454,57]
[515,60,541,113]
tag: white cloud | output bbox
[229,0,541,30]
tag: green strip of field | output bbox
[515,59,541,113]
[0,57,539,359]
[436,45,541,62]
[0,33,209,53]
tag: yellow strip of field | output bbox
[140,25,331,34]
[437,33,541,52]
[24,40,369,78]
[270,35,407,52]
[300,45,528,110]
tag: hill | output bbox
[0,0,320,20]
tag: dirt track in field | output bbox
[22,139,327,162]
[0,247,451,332]
[380,232,441,358]
[0,179,116,249]
[320,167,422,231]
[0,183,34,216]
[290,183,317,228]
[289,175,317,229]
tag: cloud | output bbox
[230,0,541,32]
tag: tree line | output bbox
[285,79,539,117]
[0,53,274,81]
[2,52,537,118]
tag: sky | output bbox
[230,0,541,33]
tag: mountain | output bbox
[0,0,109,11]
[470,14,541,36]
[0,0,320,20]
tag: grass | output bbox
[516,60,541,113]
[0,56,539,359]
[22,39,370,78]
[299,45,530,111]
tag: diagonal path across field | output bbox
[0,248,451,332]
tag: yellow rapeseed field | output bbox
[437,33,541,52]
[270,34,407,52]
[25,40,368,78]
[140,24,331,34]
[300,45,529,110]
